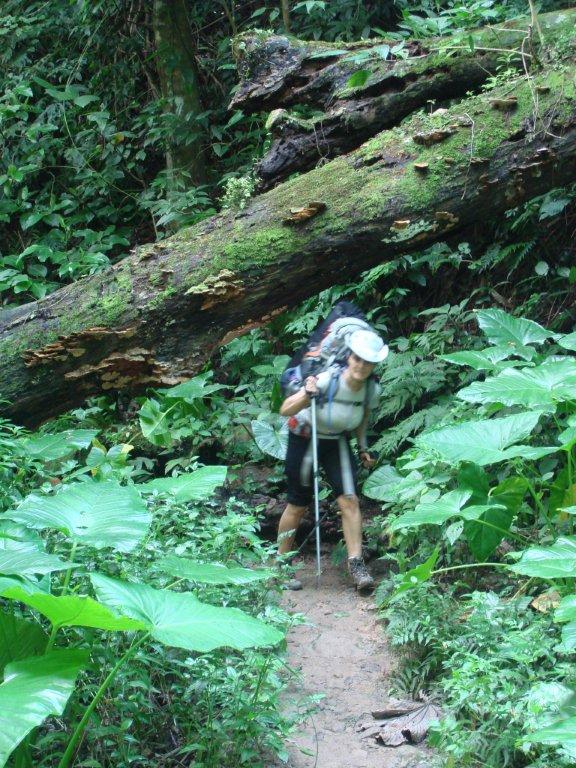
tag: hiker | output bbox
[277,328,388,590]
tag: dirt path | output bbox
[276,552,432,768]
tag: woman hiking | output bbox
[277,328,388,591]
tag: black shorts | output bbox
[285,432,358,507]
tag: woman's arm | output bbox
[353,409,369,451]
[354,409,376,469]
[279,376,318,417]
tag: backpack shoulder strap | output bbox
[325,366,343,427]
[364,375,377,411]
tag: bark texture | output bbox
[231,9,576,188]
[1,23,576,425]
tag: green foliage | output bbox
[0,650,89,767]
[251,415,289,460]
[3,2,576,765]
[11,481,151,552]
[220,173,257,211]
[0,427,293,768]
[364,308,576,764]
[394,0,508,38]
[383,588,575,766]
[142,465,228,502]
[138,371,226,448]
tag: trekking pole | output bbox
[309,393,322,586]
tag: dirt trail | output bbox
[276,553,432,768]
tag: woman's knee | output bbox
[281,503,308,524]
[337,494,360,516]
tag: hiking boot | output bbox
[348,557,374,592]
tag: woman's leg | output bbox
[277,503,308,555]
[280,432,312,555]
[337,493,374,589]
[335,494,363,559]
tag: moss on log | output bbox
[231,8,576,187]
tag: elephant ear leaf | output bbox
[141,466,227,502]
[251,417,288,460]
[416,411,547,466]
[8,481,150,552]
[19,429,98,461]
[509,537,576,578]
[526,716,576,752]
[1,586,146,633]
[0,611,46,675]
[475,309,552,357]
[0,650,89,767]
[153,557,274,585]
[458,360,576,409]
[90,574,283,651]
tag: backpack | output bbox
[280,301,378,425]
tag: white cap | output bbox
[348,330,389,363]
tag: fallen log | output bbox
[1,53,576,425]
[231,9,576,188]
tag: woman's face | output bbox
[347,351,375,380]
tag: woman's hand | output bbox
[280,376,318,416]
[359,450,376,469]
[304,376,319,397]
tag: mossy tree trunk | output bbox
[230,9,576,188]
[1,18,576,425]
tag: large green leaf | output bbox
[0,543,77,577]
[160,372,225,403]
[464,505,514,560]
[457,462,490,501]
[509,537,576,578]
[19,429,98,461]
[363,465,403,501]
[138,398,174,447]
[557,331,576,352]
[475,309,552,356]
[554,596,576,651]
[527,717,576,749]
[439,347,515,371]
[90,574,282,651]
[556,595,576,623]
[1,585,146,632]
[458,359,576,408]
[141,466,227,502]
[389,489,472,531]
[0,521,45,549]
[0,611,46,674]
[559,622,576,652]
[9,481,150,552]
[153,557,274,585]
[416,412,549,466]
[364,467,427,503]
[0,650,89,767]
[0,520,77,576]
[462,475,528,559]
[490,476,529,512]
[251,418,288,460]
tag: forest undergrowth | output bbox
[1,0,576,767]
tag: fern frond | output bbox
[373,403,451,455]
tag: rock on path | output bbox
[276,553,432,768]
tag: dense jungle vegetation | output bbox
[1,0,576,766]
